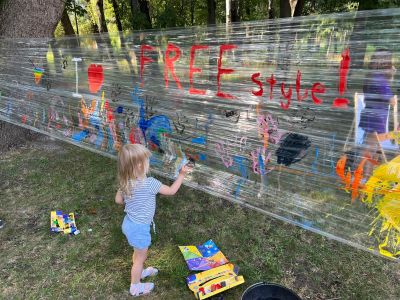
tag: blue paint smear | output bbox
[72,129,89,142]
[144,115,172,147]
[89,115,100,127]
[258,152,265,176]
[199,153,206,161]
[106,127,114,152]
[191,136,206,145]
[131,87,171,147]
[232,156,248,198]
[233,178,245,198]
[150,155,162,167]
[301,220,314,229]
[6,101,13,117]
[95,126,104,148]
[233,156,248,177]
[116,106,124,113]
[174,156,188,178]
[118,122,127,144]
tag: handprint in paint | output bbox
[131,86,172,148]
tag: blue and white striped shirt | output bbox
[123,177,162,225]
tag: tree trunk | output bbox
[293,0,304,17]
[268,0,275,19]
[279,0,291,18]
[61,8,76,35]
[138,0,152,28]
[190,0,196,26]
[0,0,65,151]
[130,0,152,29]
[207,0,216,25]
[110,0,123,32]
[96,0,108,33]
[279,0,303,17]
[231,0,240,22]
[358,0,378,10]
[0,0,64,38]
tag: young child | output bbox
[115,144,188,297]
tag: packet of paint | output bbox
[174,156,188,178]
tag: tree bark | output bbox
[280,0,291,18]
[268,0,275,19]
[0,0,65,151]
[61,8,76,35]
[207,0,216,25]
[110,0,123,32]
[130,0,152,29]
[293,0,305,17]
[138,0,152,28]
[231,0,240,22]
[96,0,108,33]
[0,0,64,38]
[190,0,196,26]
[280,0,303,18]
[358,0,378,10]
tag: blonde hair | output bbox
[117,144,151,196]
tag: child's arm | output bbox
[115,190,124,205]
[159,166,188,196]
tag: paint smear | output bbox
[363,155,400,258]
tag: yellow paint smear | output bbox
[363,155,400,258]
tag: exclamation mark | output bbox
[333,48,351,108]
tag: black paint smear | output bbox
[344,150,358,171]
[223,110,240,123]
[276,133,311,166]
[187,157,196,167]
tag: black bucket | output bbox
[241,282,302,300]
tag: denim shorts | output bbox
[122,215,151,249]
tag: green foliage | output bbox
[131,11,152,29]
[65,0,87,17]
[54,21,65,37]
[303,0,400,15]
[153,4,178,28]
[107,0,133,31]
[150,0,204,28]
[302,0,358,14]
[55,0,400,37]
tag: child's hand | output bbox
[179,165,190,176]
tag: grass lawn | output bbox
[1,138,399,299]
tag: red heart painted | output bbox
[88,64,104,94]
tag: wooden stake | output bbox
[374,132,387,163]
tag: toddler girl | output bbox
[115,144,188,297]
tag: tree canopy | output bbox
[54,0,400,37]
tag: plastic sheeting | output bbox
[1,8,399,259]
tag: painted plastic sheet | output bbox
[0,8,399,259]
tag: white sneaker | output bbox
[130,282,154,297]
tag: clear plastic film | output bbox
[0,8,399,259]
